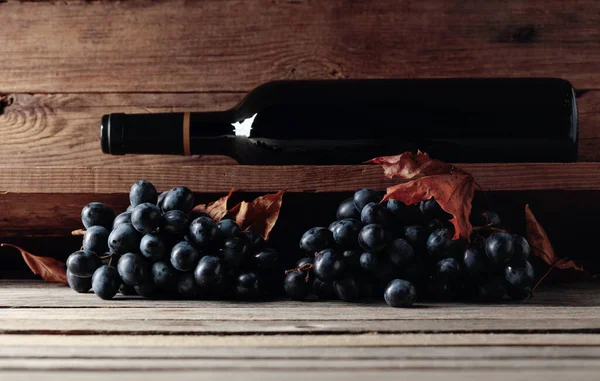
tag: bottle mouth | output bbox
[100,113,125,155]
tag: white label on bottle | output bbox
[232,113,256,137]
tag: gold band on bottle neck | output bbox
[183,112,191,156]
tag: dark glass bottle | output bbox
[101,78,578,164]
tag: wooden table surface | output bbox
[0,281,598,380]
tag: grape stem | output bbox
[532,259,562,294]
[284,263,314,282]
[71,229,86,236]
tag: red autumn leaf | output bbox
[1,243,67,283]
[368,151,475,240]
[525,205,590,285]
[191,188,234,221]
[228,190,285,240]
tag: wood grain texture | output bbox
[1,0,600,93]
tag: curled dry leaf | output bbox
[525,204,590,286]
[368,151,475,240]
[1,243,67,283]
[191,188,234,221]
[228,190,285,240]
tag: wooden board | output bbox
[1,0,600,93]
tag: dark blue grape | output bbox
[131,203,161,234]
[152,260,179,288]
[91,265,122,300]
[388,238,415,266]
[477,277,506,302]
[384,279,416,307]
[241,230,265,251]
[113,212,132,228]
[328,220,341,232]
[296,256,313,268]
[314,249,345,282]
[129,180,158,207]
[358,224,387,253]
[426,228,452,259]
[512,235,531,262]
[67,270,91,293]
[161,210,189,237]
[403,225,427,250]
[221,236,249,268]
[505,260,535,289]
[485,232,515,264]
[170,241,200,271]
[67,250,102,278]
[353,188,382,212]
[299,227,333,253]
[337,198,360,220]
[157,191,168,211]
[194,255,225,289]
[463,246,489,275]
[252,248,278,271]
[134,282,160,298]
[427,219,452,233]
[140,233,167,262]
[419,198,451,220]
[82,226,109,255]
[284,270,310,300]
[236,272,261,299]
[108,223,141,254]
[333,276,360,302]
[332,218,362,247]
[386,200,407,222]
[313,278,335,299]
[119,283,137,296]
[162,186,194,213]
[188,216,218,247]
[342,249,361,270]
[117,253,151,286]
[359,252,379,274]
[177,272,203,299]
[360,202,389,226]
[217,219,241,239]
[436,258,462,281]
[81,202,115,230]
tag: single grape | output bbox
[162,186,194,213]
[477,277,506,302]
[177,272,204,299]
[221,236,249,268]
[67,270,91,293]
[403,225,427,250]
[314,249,345,282]
[328,220,341,232]
[384,279,417,308]
[336,198,360,220]
[426,228,452,259]
[117,253,151,286]
[436,258,462,281]
[157,191,168,211]
[463,246,489,275]
[236,272,261,299]
[161,210,190,237]
[512,235,531,262]
[427,219,451,233]
[152,260,179,289]
[342,248,361,270]
[333,276,360,302]
[113,212,132,228]
[485,232,515,264]
[419,198,451,220]
[129,180,158,207]
[284,270,310,300]
[252,248,278,271]
[353,188,382,212]
[388,238,415,266]
[118,283,137,296]
[313,278,336,299]
[332,218,362,247]
[299,227,333,253]
[358,224,387,253]
[131,203,161,234]
[505,260,535,289]
[359,252,379,274]
[67,250,102,278]
[360,202,389,226]
[386,200,407,222]
[170,241,201,271]
[82,226,109,255]
[194,255,225,289]
[81,202,115,230]
[217,219,241,239]
[108,223,141,254]
[140,233,168,262]
[188,216,218,247]
[241,230,265,251]
[134,282,160,298]
[296,256,314,268]
[91,265,122,300]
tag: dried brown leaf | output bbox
[191,188,234,221]
[1,243,67,283]
[228,190,285,240]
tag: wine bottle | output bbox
[101,78,578,164]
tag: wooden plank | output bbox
[0,164,599,194]
[578,91,600,161]
[1,0,600,92]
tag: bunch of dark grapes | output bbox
[66,180,280,300]
[284,188,535,307]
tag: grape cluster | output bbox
[284,188,535,307]
[66,180,280,300]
